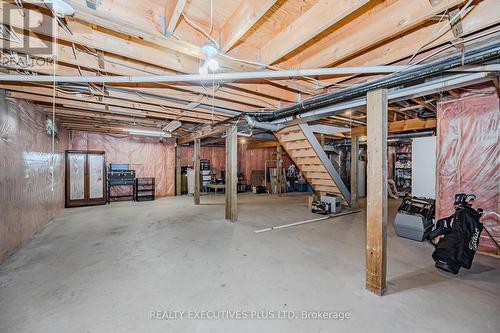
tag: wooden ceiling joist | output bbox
[4,90,218,124]
[279,0,466,69]
[57,0,315,96]
[164,0,188,35]
[178,125,231,145]
[259,0,370,65]
[0,1,301,105]
[220,0,278,52]
[2,0,498,136]
[350,118,437,136]
[0,84,229,121]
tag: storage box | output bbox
[394,213,434,241]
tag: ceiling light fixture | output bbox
[207,58,219,72]
[201,41,218,58]
[123,128,172,138]
[199,40,219,74]
[198,62,209,75]
[162,120,182,133]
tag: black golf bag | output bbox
[430,194,483,274]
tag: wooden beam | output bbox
[194,138,201,205]
[366,89,388,296]
[276,144,284,196]
[0,34,264,111]
[178,125,229,145]
[0,2,301,104]
[350,135,359,209]
[0,84,227,122]
[60,0,313,96]
[319,133,325,149]
[176,143,182,196]
[349,118,437,136]
[3,90,214,125]
[280,0,465,69]
[260,0,369,64]
[247,140,279,149]
[308,0,500,88]
[220,0,278,52]
[412,98,436,113]
[164,0,187,35]
[225,126,238,222]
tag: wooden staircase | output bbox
[275,124,351,206]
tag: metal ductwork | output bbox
[244,115,284,132]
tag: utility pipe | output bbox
[255,40,500,122]
[0,65,498,83]
[271,72,494,125]
[245,115,284,132]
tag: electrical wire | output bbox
[182,12,219,46]
[408,0,474,64]
[209,0,214,36]
[409,26,500,67]
[51,16,58,193]
[179,7,322,88]
[219,53,323,87]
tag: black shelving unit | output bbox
[135,178,155,201]
[394,152,412,196]
[200,159,211,192]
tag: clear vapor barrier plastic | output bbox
[437,91,499,255]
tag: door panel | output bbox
[89,154,105,199]
[69,153,86,201]
[66,151,106,207]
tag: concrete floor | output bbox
[1,193,499,333]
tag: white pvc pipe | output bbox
[0,65,497,83]
[254,209,360,233]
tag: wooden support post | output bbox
[225,126,238,222]
[175,143,182,196]
[366,89,388,296]
[320,133,325,148]
[350,135,359,208]
[276,145,283,196]
[194,138,201,205]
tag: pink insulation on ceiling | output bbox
[436,91,499,255]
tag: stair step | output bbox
[278,132,307,142]
[284,140,311,150]
[304,172,331,179]
[289,149,316,158]
[300,165,327,172]
[310,179,337,186]
[295,157,322,165]
[278,126,301,134]
[275,125,349,205]
[314,185,342,194]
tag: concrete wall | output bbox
[0,95,68,264]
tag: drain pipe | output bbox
[245,115,284,132]
[254,39,500,122]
